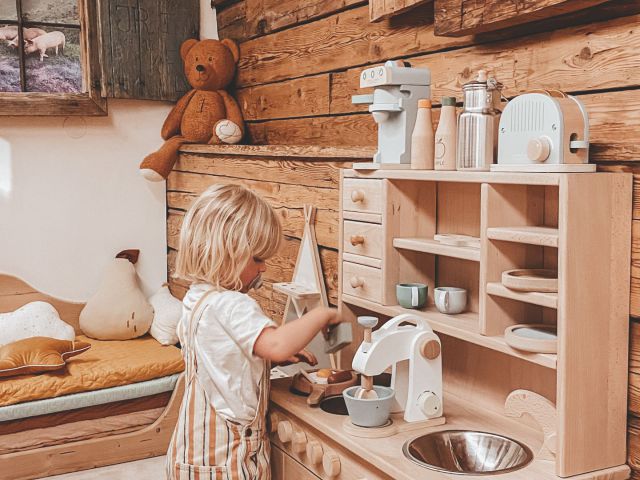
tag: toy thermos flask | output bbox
[456,70,504,171]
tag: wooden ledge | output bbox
[179,144,376,159]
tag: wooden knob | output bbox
[292,430,307,453]
[277,420,293,443]
[351,189,365,203]
[421,339,441,360]
[350,276,364,288]
[269,413,279,434]
[323,451,341,477]
[350,235,365,246]
[306,440,323,464]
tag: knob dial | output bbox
[351,189,365,203]
[418,391,442,418]
[292,430,307,453]
[269,413,279,434]
[306,440,323,464]
[323,451,341,477]
[350,276,364,289]
[277,420,293,443]
[527,137,551,162]
[350,235,365,246]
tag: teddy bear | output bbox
[139,38,245,182]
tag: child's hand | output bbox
[275,349,317,366]
[321,308,343,339]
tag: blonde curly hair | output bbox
[174,183,282,290]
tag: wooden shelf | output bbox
[393,237,480,262]
[344,169,562,185]
[486,226,559,247]
[180,144,376,158]
[487,282,558,309]
[342,294,557,369]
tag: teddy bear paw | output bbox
[215,120,243,144]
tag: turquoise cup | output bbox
[396,283,428,309]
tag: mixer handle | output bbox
[381,313,431,332]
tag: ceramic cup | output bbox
[396,283,427,309]
[343,385,395,427]
[434,287,467,314]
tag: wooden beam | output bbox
[434,0,608,36]
[370,0,432,22]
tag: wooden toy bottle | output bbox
[410,99,435,170]
[435,96,457,171]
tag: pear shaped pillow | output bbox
[80,250,153,340]
[149,284,183,345]
[0,302,75,347]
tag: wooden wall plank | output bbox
[246,0,366,38]
[216,1,247,42]
[434,0,607,37]
[237,75,330,120]
[370,0,432,22]
[236,5,473,87]
[630,320,640,416]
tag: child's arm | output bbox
[253,307,340,363]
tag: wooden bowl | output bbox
[502,269,558,293]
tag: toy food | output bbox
[316,368,333,378]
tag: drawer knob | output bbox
[350,276,364,289]
[323,451,341,477]
[292,430,307,453]
[277,420,293,443]
[306,440,323,465]
[350,235,365,246]
[269,413,279,434]
[351,189,365,203]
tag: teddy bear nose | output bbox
[195,64,205,72]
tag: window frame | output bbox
[0,0,107,116]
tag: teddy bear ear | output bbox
[180,39,198,60]
[221,38,240,64]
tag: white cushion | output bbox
[0,302,75,347]
[149,285,182,345]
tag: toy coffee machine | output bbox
[493,90,593,172]
[352,60,430,170]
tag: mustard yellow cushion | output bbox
[0,337,91,378]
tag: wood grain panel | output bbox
[236,5,473,87]
[629,415,640,472]
[175,153,347,188]
[630,320,640,417]
[434,0,607,37]
[216,1,247,42]
[237,74,330,120]
[370,0,432,22]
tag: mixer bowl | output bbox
[343,385,395,427]
[403,430,533,475]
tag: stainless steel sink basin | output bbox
[403,430,534,475]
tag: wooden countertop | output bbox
[180,144,376,159]
[270,378,629,480]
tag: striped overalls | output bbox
[167,290,271,480]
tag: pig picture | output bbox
[7,28,47,48]
[24,31,65,61]
[0,25,18,42]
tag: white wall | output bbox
[0,100,171,301]
[0,2,217,302]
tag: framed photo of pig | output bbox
[0,0,106,115]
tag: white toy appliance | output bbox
[352,60,431,170]
[493,90,593,172]
[351,314,444,423]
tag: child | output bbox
[168,183,341,479]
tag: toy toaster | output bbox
[492,90,594,172]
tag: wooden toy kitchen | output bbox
[165,2,640,479]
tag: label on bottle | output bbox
[434,134,456,170]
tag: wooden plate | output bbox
[504,324,558,354]
[502,269,558,292]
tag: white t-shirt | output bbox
[178,283,276,423]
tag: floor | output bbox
[45,456,165,479]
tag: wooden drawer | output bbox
[343,220,383,259]
[342,262,382,304]
[342,179,383,214]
